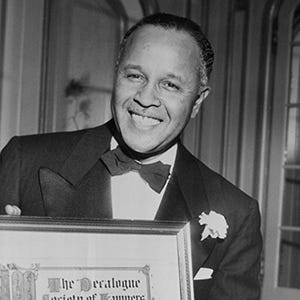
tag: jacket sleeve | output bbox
[0,137,21,214]
[208,200,263,300]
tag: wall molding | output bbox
[0,0,6,132]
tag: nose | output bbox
[133,83,161,108]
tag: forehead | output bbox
[121,25,201,68]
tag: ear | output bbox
[191,87,210,119]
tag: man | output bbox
[0,13,262,300]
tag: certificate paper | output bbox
[0,217,194,300]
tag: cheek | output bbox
[115,77,138,96]
[167,101,193,125]
[114,87,138,113]
[114,79,128,101]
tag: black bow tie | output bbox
[101,147,171,193]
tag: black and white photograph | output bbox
[0,1,299,299]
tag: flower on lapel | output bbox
[199,211,229,241]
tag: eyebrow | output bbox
[165,73,184,84]
[122,64,185,84]
[122,64,143,72]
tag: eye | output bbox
[126,72,144,82]
[162,81,180,91]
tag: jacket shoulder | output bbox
[9,124,106,153]
[1,123,109,168]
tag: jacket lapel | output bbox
[58,123,111,186]
[155,174,190,221]
[165,142,219,275]
[39,122,114,218]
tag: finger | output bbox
[5,204,21,216]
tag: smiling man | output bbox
[0,13,262,300]
[112,24,208,154]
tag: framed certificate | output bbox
[0,216,194,300]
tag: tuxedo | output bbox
[0,120,262,300]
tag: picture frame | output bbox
[0,216,194,300]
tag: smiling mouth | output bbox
[129,111,162,127]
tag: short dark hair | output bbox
[116,13,214,85]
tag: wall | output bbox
[0,0,44,148]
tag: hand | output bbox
[5,204,21,216]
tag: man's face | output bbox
[112,25,207,153]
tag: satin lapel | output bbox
[173,143,218,275]
[39,122,113,218]
[155,175,190,221]
[58,124,111,185]
[39,167,79,217]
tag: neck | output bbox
[108,120,179,160]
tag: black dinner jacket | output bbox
[0,120,262,300]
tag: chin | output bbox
[123,138,156,154]
[128,144,153,154]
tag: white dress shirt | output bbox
[110,138,177,220]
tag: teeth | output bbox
[131,113,160,126]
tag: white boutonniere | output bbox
[198,211,229,241]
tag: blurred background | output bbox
[0,0,299,298]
